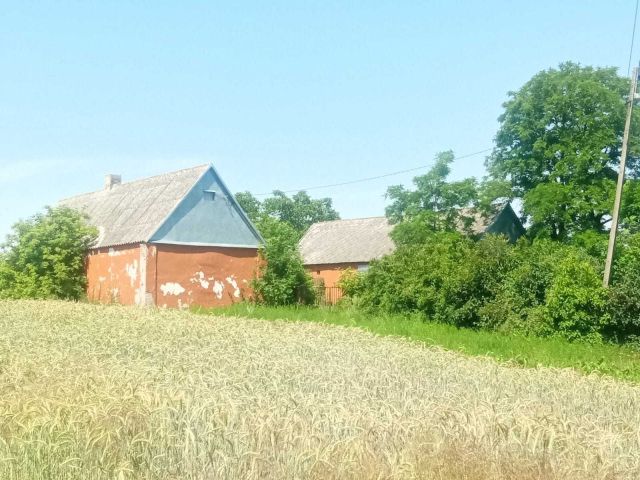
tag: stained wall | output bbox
[151,244,259,308]
[85,244,142,304]
[306,262,363,288]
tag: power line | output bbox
[628,0,640,76]
[254,147,493,196]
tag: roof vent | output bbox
[104,174,121,190]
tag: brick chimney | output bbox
[104,174,122,190]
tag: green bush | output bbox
[357,232,467,319]
[252,217,315,306]
[336,268,362,298]
[480,240,609,341]
[0,206,97,300]
[357,233,514,328]
[354,233,616,342]
[479,240,568,334]
[606,234,640,343]
[543,252,609,342]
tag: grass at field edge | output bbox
[193,303,640,383]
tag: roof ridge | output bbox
[311,216,388,226]
[59,163,210,202]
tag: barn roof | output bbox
[59,165,210,248]
[299,204,525,266]
[299,217,395,265]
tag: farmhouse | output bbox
[60,164,263,308]
[299,203,525,301]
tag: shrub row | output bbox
[346,232,640,344]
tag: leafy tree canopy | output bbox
[235,190,339,237]
[385,151,481,245]
[0,206,97,300]
[487,62,640,240]
[234,191,262,224]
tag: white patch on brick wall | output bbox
[125,260,138,287]
[160,282,186,296]
[108,248,123,257]
[98,276,106,282]
[213,280,224,299]
[191,271,209,289]
[226,276,241,298]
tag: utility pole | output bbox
[603,66,639,287]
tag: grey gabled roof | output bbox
[299,217,395,265]
[299,204,525,265]
[59,165,210,248]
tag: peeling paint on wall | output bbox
[190,271,210,289]
[148,244,259,308]
[86,245,141,304]
[125,260,138,287]
[160,282,186,296]
[213,280,225,299]
[177,298,189,310]
[226,276,241,298]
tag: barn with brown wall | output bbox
[62,165,263,308]
[299,206,525,304]
[299,217,395,304]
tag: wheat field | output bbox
[0,301,639,479]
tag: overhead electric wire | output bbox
[628,0,640,76]
[254,147,493,196]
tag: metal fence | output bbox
[316,286,344,306]
[296,284,344,305]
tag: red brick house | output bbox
[60,164,263,308]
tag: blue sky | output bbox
[0,1,637,238]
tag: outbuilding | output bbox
[299,204,525,303]
[299,217,395,303]
[60,164,262,308]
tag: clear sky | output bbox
[1,1,637,238]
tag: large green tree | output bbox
[385,151,480,245]
[235,190,339,236]
[0,206,97,300]
[487,62,640,240]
